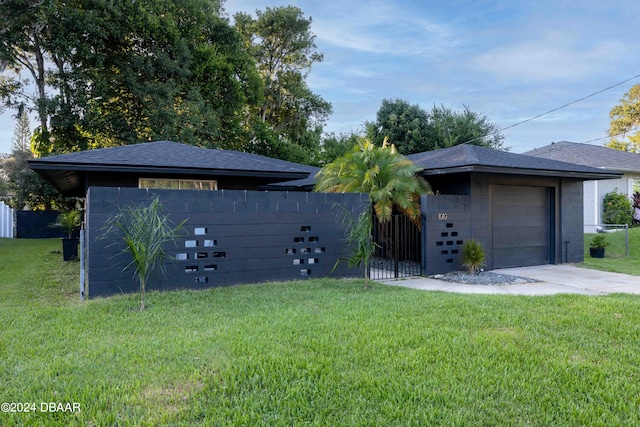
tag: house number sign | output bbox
[438,213,448,220]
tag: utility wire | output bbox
[462,73,640,145]
[500,73,640,132]
[581,125,640,144]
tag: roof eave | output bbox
[417,165,623,180]
[28,161,310,180]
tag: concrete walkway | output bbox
[380,265,640,296]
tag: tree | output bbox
[1,0,263,155]
[606,84,640,153]
[314,138,430,224]
[235,6,331,160]
[366,99,506,155]
[365,99,431,154]
[318,132,361,166]
[103,197,185,311]
[0,107,72,210]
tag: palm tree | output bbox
[314,137,430,224]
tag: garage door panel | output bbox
[492,185,551,269]
[493,226,549,247]
[493,186,547,206]
[493,206,548,227]
[493,247,550,269]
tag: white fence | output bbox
[0,201,14,238]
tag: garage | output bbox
[492,185,552,268]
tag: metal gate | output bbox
[369,214,422,280]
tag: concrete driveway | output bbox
[380,265,640,296]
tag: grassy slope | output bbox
[581,227,640,275]
[1,239,640,426]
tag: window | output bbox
[139,178,218,191]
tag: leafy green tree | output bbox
[235,6,331,160]
[365,99,431,154]
[366,99,506,155]
[428,104,505,151]
[606,84,640,153]
[1,108,72,210]
[319,132,361,166]
[1,0,263,155]
[103,197,185,311]
[314,138,430,223]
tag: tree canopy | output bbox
[365,99,506,155]
[606,84,640,153]
[0,0,331,164]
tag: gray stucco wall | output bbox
[86,187,367,297]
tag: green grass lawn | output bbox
[581,227,640,275]
[2,239,640,426]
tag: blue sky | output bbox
[1,0,638,154]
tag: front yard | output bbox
[1,238,640,426]
[581,227,640,275]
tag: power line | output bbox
[500,73,640,132]
[581,126,640,144]
[462,73,640,146]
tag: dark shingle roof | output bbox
[523,141,640,172]
[29,140,317,195]
[30,140,316,174]
[407,144,621,179]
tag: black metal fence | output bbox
[369,214,422,280]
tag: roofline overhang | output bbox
[416,165,623,180]
[28,161,310,180]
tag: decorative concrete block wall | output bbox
[421,194,472,275]
[86,187,368,298]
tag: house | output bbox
[28,141,622,295]
[524,141,640,232]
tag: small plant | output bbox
[461,239,486,275]
[589,234,610,250]
[51,210,82,238]
[103,197,185,311]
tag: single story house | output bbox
[29,141,621,295]
[524,141,640,232]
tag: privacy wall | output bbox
[86,187,367,298]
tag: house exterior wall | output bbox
[420,173,585,274]
[421,194,471,275]
[86,187,367,298]
[583,173,640,231]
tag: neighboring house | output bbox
[524,141,640,232]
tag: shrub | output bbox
[602,190,633,225]
[462,239,486,275]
